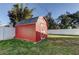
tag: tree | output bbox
[66,11,79,28]
[45,12,58,29]
[57,11,79,29]
[58,14,73,29]
[8,4,33,27]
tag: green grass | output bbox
[48,34,79,38]
[0,35,79,55]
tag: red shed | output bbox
[15,16,48,42]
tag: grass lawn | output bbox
[0,35,79,55]
[48,34,79,38]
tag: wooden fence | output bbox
[0,27,15,40]
[48,29,79,35]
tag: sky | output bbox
[1,3,79,25]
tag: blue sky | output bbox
[0,3,79,25]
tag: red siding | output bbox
[16,24,36,42]
[36,17,48,41]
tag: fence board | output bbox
[0,27,3,40]
[0,27,15,40]
[48,29,79,35]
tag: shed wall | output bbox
[36,17,48,41]
[16,24,36,42]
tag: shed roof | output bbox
[16,17,38,25]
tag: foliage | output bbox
[45,11,79,29]
[58,14,73,29]
[45,12,59,29]
[8,4,33,27]
[57,11,79,29]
